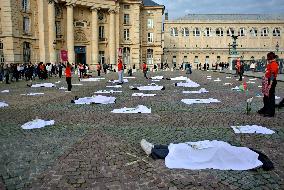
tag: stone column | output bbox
[37,0,46,62]
[48,0,57,63]
[108,9,116,66]
[91,7,99,70]
[66,4,75,63]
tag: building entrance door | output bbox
[75,46,86,65]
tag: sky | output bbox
[154,0,284,19]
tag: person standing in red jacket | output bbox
[117,57,124,84]
[65,62,72,91]
[258,52,279,117]
[142,62,148,79]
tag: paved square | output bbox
[0,70,283,190]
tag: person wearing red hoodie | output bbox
[258,52,279,117]
[65,62,72,91]
[117,57,124,84]
[142,62,148,79]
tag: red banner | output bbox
[61,50,68,62]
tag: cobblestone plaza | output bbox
[0,70,283,189]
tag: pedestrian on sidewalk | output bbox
[97,63,101,77]
[142,62,148,79]
[65,62,72,91]
[117,57,124,84]
[258,52,279,117]
[239,62,244,81]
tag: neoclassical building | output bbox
[0,0,164,69]
[163,14,284,69]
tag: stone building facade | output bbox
[0,0,164,69]
[163,14,284,69]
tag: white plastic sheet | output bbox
[21,93,44,96]
[176,79,200,88]
[80,78,105,82]
[231,125,275,134]
[106,85,122,88]
[108,79,129,83]
[0,102,8,108]
[95,90,122,94]
[170,76,188,81]
[21,119,55,129]
[165,140,263,170]
[111,105,151,113]
[31,83,55,88]
[151,76,164,80]
[74,95,116,105]
[132,93,156,97]
[181,98,220,105]
[1,90,9,93]
[182,88,208,94]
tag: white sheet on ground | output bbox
[55,81,61,84]
[132,93,156,97]
[31,83,55,88]
[59,87,67,90]
[108,79,128,83]
[176,79,200,88]
[73,83,83,86]
[183,88,208,94]
[106,85,122,88]
[165,140,263,170]
[124,77,136,79]
[137,85,164,91]
[21,93,44,96]
[231,125,275,134]
[74,95,116,105]
[80,78,105,82]
[151,76,164,80]
[207,76,211,78]
[226,76,232,79]
[249,78,257,81]
[182,98,220,105]
[247,81,255,84]
[258,86,262,88]
[111,105,151,113]
[207,78,212,80]
[1,90,9,93]
[223,83,233,86]
[21,119,55,129]
[0,102,8,107]
[152,80,160,82]
[170,76,188,81]
[214,78,221,82]
[95,90,122,94]
[231,86,241,91]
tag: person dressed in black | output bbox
[239,62,244,81]
[58,62,63,78]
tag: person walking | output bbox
[142,62,148,79]
[117,57,124,84]
[3,63,10,84]
[97,63,102,76]
[58,62,63,78]
[258,52,279,117]
[65,62,72,91]
[239,62,244,81]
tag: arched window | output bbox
[261,27,269,36]
[227,28,235,36]
[216,28,223,36]
[273,28,281,37]
[204,27,211,37]
[250,28,258,37]
[23,42,31,64]
[182,28,189,37]
[193,28,200,37]
[147,49,154,65]
[170,27,178,37]
[239,28,246,36]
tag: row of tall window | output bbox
[170,27,281,37]
[124,14,154,29]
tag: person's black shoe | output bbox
[263,114,274,117]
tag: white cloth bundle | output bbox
[0,102,9,107]
[80,78,105,82]
[176,79,200,88]
[183,88,208,94]
[73,95,116,105]
[21,93,44,96]
[132,93,156,97]
[21,119,55,129]
[106,85,122,88]
[31,83,55,88]
[226,76,232,79]
[181,98,220,105]
[170,76,188,81]
[111,105,151,113]
[1,90,9,93]
[108,79,128,83]
[55,81,61,84]
[231,125,275,134]
[59,87,67,90]
[231,86,240,91]
[151,76,164,80]
[165,140,263,170]
[214,78,221,82]
[130,85,164,91]
[95,90,122,94]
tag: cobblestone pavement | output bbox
[0,70,283,190]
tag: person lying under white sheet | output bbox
[140,139,273,171]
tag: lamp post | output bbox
[275,41,279,53]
